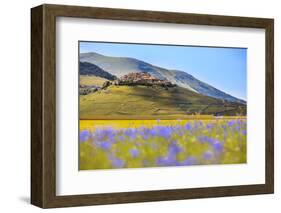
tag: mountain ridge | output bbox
[79,61,116,80]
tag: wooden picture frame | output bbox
[31,4,274,208]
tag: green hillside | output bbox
[80,76,108,87]
[80,52,246,104]
[80,85,246,119]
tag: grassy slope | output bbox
[80,85,246,119]
[80,76,107,87]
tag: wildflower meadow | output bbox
[79,118,246,170]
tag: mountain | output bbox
[80,52,246,104]
[79,61,116,80]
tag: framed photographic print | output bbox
[31,4,274,208]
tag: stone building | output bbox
[114,72,175,87]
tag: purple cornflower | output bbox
[124,128,137,139]
[139,131,149,140]
[203,151,213,160]
[184,123,192,131]
[118,135,125,141]
[156,142,182,166]
[227,120,236,127]
[111,157,125,168]
[148,128,158,137]
[108,135,115,143]
[99,141,111,150]
[156,155,177,166]
[80,130,90,142]
[129,148,140,158]
[212,141,223,152]
[221,124,227,131]
[168,142,182,156]
[236,124,241,131]
[156,126,173,139]
[197,136,224,153]
[206,123,214,129]
[93,127,116,141]
[197,136,212,144]
[180,157,197,166]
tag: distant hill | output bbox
[79,61,116,80]
[80,52,246,104]
[80,85,246,119]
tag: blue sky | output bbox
[80,41,247,100]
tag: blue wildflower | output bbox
[156,155,177,166]
[197,136,223,152]
[148,128,158,137]
[111,157,125,168]
[221,125,227,131]
[185,123,192,130]
[203,151,213,160]
[118,135,125,141]
[99,141,111,150]
[93,127,116,141]
[206,123,214,129]
[197,136,211,144]
[236,124,241,131]
[129,148,140,158]
[157,126,173,138]
[227,120,236,127]
[180,157,197,166]
[177,130,184,136]
[108,135,115,143]
[80,130,90,142]
[124,128,137,139]
[168,142,182,156]
[139,131,149,140]
[156,142,182,166]
[212,141,223,152]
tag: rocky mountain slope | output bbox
[79,61,116,80]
